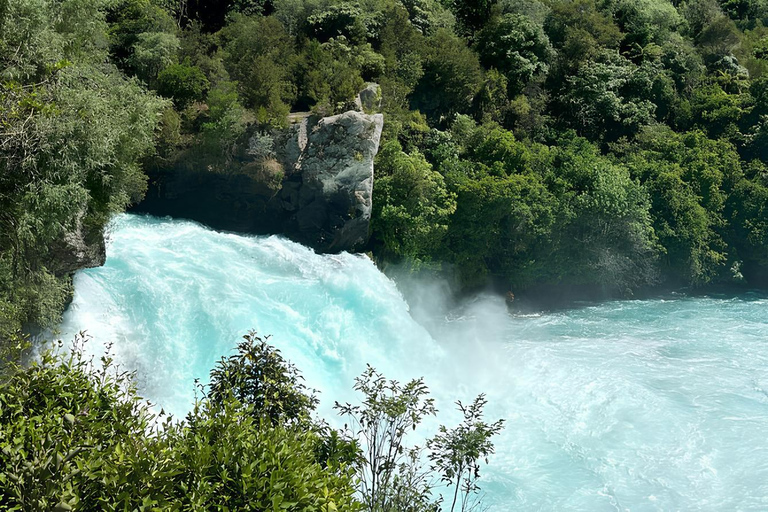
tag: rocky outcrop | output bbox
[278,111,383,251]
[47,209,106,276]
[355,83,382,114]
[134,110,384,253]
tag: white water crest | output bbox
[59,214,768,510]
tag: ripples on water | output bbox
[59,214,768,511]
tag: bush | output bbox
[336,366,505,512]
[0,333,361,510]
[157,61,209,108]
[207,331,318,425]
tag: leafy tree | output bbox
[107,0,178,78]
[410,29,483,123]
[445,162,557,287]
[0,333,363,510]
[378,5,426,112]
[545,135,659,291]
[218,14,295,119]
[399,0,455,35]
[335,366,438,512]
[621,127,743,285]
[554,49,656,141]
[475,13,552,95]
[680,0,723,38]
[683,82,750,139]
[272,0,325,36]
[0,58,164,334]
[371,141,457,260]
[207,331,319,425]
[609,0,682,48]
[719,0,768,21]
[129,31,180,83]
[473,68,511,125]
[292,38,365,113]
[725,163,768,282]
[177,398,362,511]
[0,335,180,510]
[306,2,371,45]
[428,395,504,512]
[195,79,248,160]
[450,0,496,38]
[157,60,209,107]
[696,14,744,68]
[544,0,622,63]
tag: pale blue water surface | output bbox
[59,214,768,511]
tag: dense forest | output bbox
[4,0,768,339]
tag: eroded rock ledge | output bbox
[134,110,384,253]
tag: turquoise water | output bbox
[59,214,768,511]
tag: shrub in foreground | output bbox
[0,332,502,511]
[0,333,359,511]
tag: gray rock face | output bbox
[47,209,106,276]
[135,110,384,253]
[355,83,382,113]
[279,111,383,252]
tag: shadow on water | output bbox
[383,262,768,326]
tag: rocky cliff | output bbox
[134,110,384,253]
[47,209,106,276]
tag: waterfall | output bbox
[58,213,768,510]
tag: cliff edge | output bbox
[134,110,384,253]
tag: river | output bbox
[58,213,768,511]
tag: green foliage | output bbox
[336,366,438,512]
[336,366,504,512]
[293,39,365,113]
[428,395,504,512]
[372,141,457,260]
[0,334,362,510]
[196,80,248,163]
[544,0,622,63]
[208,331,319,425]
[609,0,682,47]
[555,49,656,141]
[219,14,295,120]
[399,0,455,35]
[306,2,371,45]
[621,127,743,285]
[157,60,209,108]
[176,399,361,511]
[129,31,180,83]
[0,335,180,510]
[0,0,165,334]
[410,29,482,122]
[445,162,557,287]
[475,13,552,94]
[450,0,496,37]
[432,121,659,292]
[107,0,177,76]
[726,166,768,271]
[546,135,659,290]
[378,5,426,111]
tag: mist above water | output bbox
[59,214,768,510]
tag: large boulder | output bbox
[279,111,383,252]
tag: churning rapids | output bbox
[57,214,768,511]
